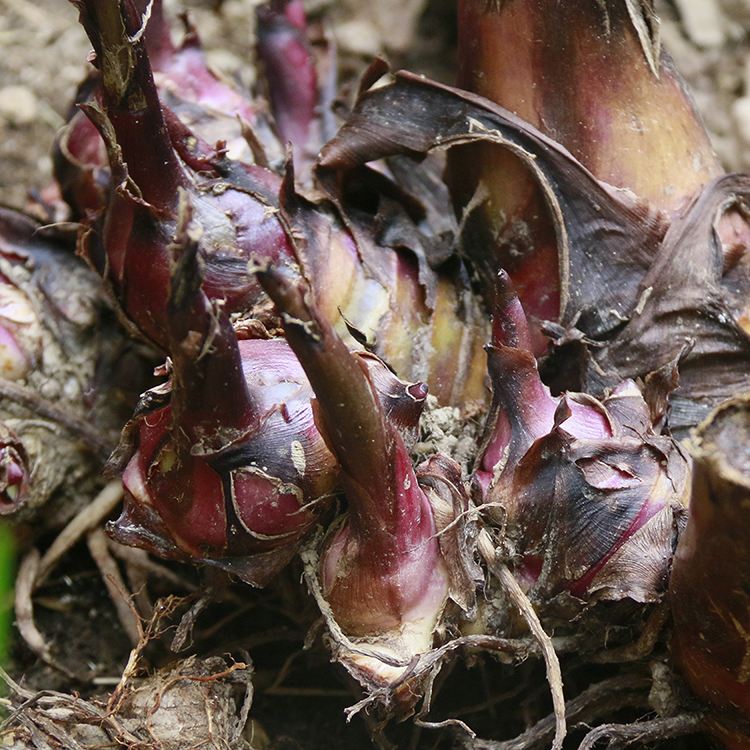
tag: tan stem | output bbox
[669,395,750,749]
[457,0,720,212]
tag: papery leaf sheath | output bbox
[591,174,750,436]
[319,72,667,340]
[474,277,688,604]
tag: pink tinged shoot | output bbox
[68,5,491,415]
[111,197,437,586]
[111,198,332,585]
[57,0,275,216]
[0,425,29,516]
[256,0,320,169]
[473,272,690,605]
[70,0,298,351]
[255,262,472,697]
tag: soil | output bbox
[1,1,749,748]
[1,0,749,211]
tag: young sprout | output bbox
[474,273,689,606]
[111,201,334,584]
[257,262,475,706]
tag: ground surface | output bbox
[1,0,750,209]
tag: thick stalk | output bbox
[457,0,719,209]
[258,264,448,652]
[452,0,721,331]
[73,0,186,209]
[670,396,750,750]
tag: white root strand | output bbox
[478,530,567,750]
[86,528,142,647]
[14,549,84,680]
[14,550,49,661]
[36,480,124,587]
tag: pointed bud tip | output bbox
[491,269,532,350]
[0,430,31,515]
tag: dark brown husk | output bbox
[670,396,750,749]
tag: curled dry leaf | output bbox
[318,70,667,344]
[589,174,750,436]
[319,70,750,437]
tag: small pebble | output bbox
[674,0,726,48]
[0,86,38,126]
[334,20,382,57]
[732,97,750,144]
